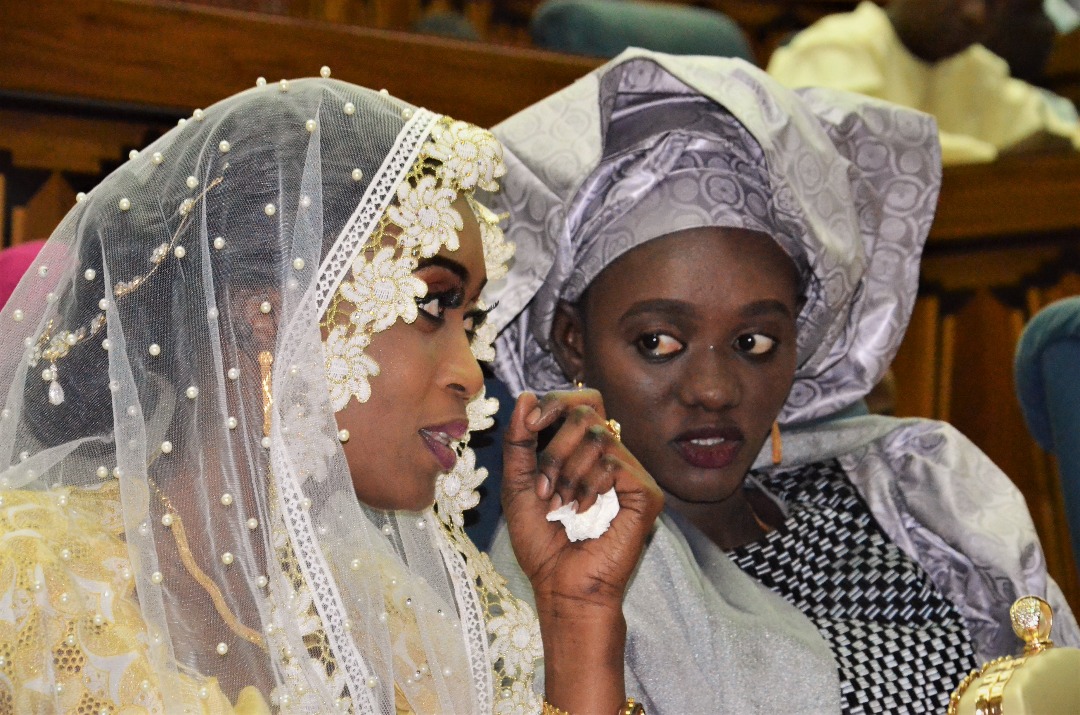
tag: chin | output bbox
[657,467,747,505]
[351,474,437,512]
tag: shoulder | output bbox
[767,4,889,91]
[774,2,888,54]
[871,418,1013,484]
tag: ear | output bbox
[550,300,586,384]
[237,292,280,353]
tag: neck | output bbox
[664,486,769,551]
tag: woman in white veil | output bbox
[0,72,661,713]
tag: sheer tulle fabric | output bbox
[0,78,537,713]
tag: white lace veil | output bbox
[0,75,539,713]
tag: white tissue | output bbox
[546,487,620,542]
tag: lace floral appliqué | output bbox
[435,447,486,528]
[487,597,544,678]
[470,198,515,283]
[467,386,499,433]
[388,175,463,257]
[339,246,426,332]
[426,119,507,193]
[323,325,380,411]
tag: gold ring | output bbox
[605,418,621,442]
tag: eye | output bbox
[636,332,685,359]
[417,295,445,321]
[415,290,463,323]
[463,309,488,339]
[733,333,777,356]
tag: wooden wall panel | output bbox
[893,179,1080,609]
[0,106,168,248]
[0,0,599,130]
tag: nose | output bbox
[676,346,742,411]
[440,328,484,401]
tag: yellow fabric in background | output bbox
[767,1,1080,165]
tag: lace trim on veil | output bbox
[435,511,495,713]
[275,108,439,712]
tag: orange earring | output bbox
[771,421,782,465]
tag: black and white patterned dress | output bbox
[729,459,978,714]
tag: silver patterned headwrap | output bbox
[484,50,942,425]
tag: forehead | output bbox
[585,226,799,308]
[437,196,486,287]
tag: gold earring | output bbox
[574,379,584,390]
[259,351,274,437]
[771,421,782,465]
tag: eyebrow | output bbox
[417,255,469,283]
[416,254,487,299]
[620,298,697,322]
[742,299,795,320]
[619,297,794,322]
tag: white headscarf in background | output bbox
[0,75,540,713]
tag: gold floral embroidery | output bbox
[0,485,265,713]
[425,119,507,193]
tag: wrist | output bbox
[543,697,646,715]
[534,589,624,619]
[539,607,626,715]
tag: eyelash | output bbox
[464,301,497,338]
[416,292,496,338]
[636,332,685,361]
[416,290,463,323]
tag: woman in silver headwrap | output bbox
[0,71,663,713]
[484,50,1080,714]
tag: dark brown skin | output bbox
[983,0,1056,83]
[886,0,1006,62]
[333,197,487,510]
[503,388,664,715]
[335,199,664,714]
[550,227,800,551]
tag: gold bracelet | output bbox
[541,698,645,715]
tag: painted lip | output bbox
[419,420,469,471]
[672,425,745,470]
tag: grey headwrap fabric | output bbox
[490,512,842,714]
[484,49,940,425]
[483,50,1080,710]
